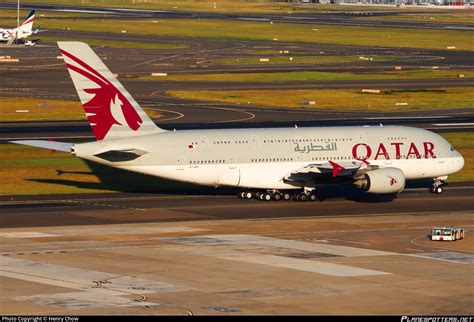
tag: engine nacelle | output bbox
[355,167,405,194]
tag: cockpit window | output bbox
[450,146,455,151]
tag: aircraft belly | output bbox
[239,163,297,189]
[124,165,228,186]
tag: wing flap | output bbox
[284,161,364,184]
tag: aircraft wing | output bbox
[9,140,73,152]
[284,161,365,184]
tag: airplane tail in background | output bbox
[57,42,166,141]
[19,10,35,33]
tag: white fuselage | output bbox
[73,125,464,190]
[0,28,32,41]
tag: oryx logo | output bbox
[60,49,142,140]
[2,31,13,40]
[389,177,397,186]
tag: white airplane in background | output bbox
[0,10,41,46]
[11,42,465,201]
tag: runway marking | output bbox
[432,123,474,126]
[204,234,393,257]
[61,199,146,211]
[160,234,391,276]
[407,252,474,264]
[1,257,189,309]
[410,235,474,254]
[324,238,372,246]
[263,223,474,239]
[0,226,204,240]
[222,254,390,277]
[150,93,256,123]
[140,106,185,121]
[365,116,450,120]
[0,232,58,238]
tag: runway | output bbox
[1,182,473,228]
[1,2,473,31]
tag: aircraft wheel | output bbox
[273,193,281,201]
[282,193,291,201]
[239,191,245,198]
[300,194,308,202]
[264,193,272,201]
[434,186,443,194]
[245,191,253,199]
[309,193,318,202]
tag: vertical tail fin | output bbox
[57,42,165,141]
[19,10,35,33]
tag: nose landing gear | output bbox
[430,177,447,194]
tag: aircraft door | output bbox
[200,136,211,151]
[250,135,260,151]
[437,146,445,163]
[228,155,237,169]
[177,155,185,170]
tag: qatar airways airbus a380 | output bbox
[11,42,465,201]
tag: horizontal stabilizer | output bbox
[9,140,73,152]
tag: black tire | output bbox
[300,194,308,202]
[245,192,253,199]
[435,186,443,194]
[273,193,281,201]
[309,194,318,201]
[264,193,272,201]
[283,193,291,200]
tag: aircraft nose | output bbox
[458,154,465,172]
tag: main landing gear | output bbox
[430,177,446,194]
[294,191,318,202]
[238,190,318,202]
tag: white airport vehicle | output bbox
[10,42,465,201]
[0,10,42,45]
[431,227,465,241]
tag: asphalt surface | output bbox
[1,182,473,228]
[1,2,473,31]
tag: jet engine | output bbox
[354,167,405,194]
